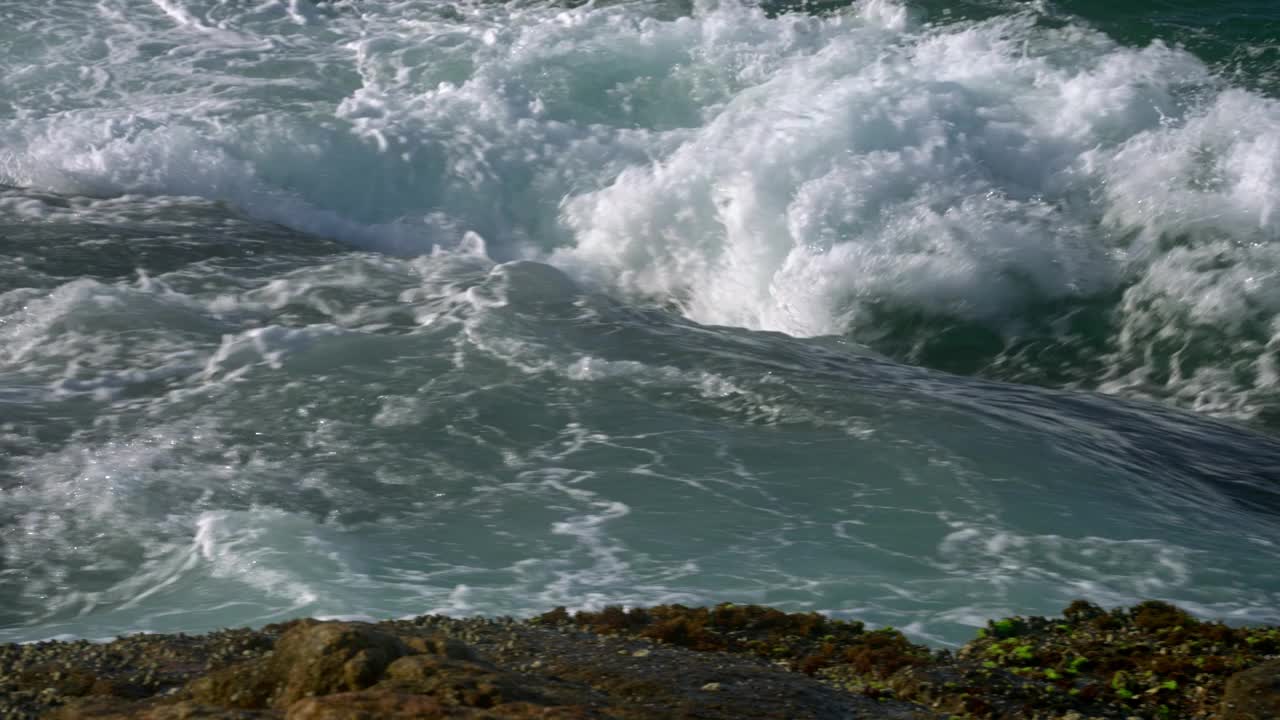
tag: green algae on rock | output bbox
[955,601,1280,719]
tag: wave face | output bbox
[2,0,1280,644]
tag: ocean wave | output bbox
[1,0,1277,424]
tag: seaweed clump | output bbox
[538,602,933,680]
[541,601,1280,719]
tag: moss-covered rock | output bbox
[185,621,412,710]
[268,622,410,707]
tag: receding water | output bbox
[2,0,1279,645]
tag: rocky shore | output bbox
[3,601,1278,719]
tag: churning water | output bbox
[2,0,1279,645]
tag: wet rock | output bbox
[185,659,279,710]
[284,691,455,719]
[87,676,152,700]
[11,602,1280,720]
[379,654,542,707]
[285,693,600,719]
[1221,659,1280,720]
[269,622,410,707]
[51,699,273,719]
[554,603,930,678]
[403,635,478,662]
[13,665,98,698]
[189,622,409,709]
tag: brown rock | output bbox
[89,676,152,699]
[45,697,136,719]
[380,654,541,708]
[188,622,410,709]
[270,623,410,707]
[16,665,99,697]
[1221,659,1280,720]
[285,691,458,719]
[404,635,479,662]
[285,693,602,720]
[483,703,605,719]
[187,658,277,709]
[51,698,273,719]
[142,702,277,719]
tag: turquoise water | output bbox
[2,0,1279,645]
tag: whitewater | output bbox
[2,0,1279,645]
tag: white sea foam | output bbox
[3,0,1278,417]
